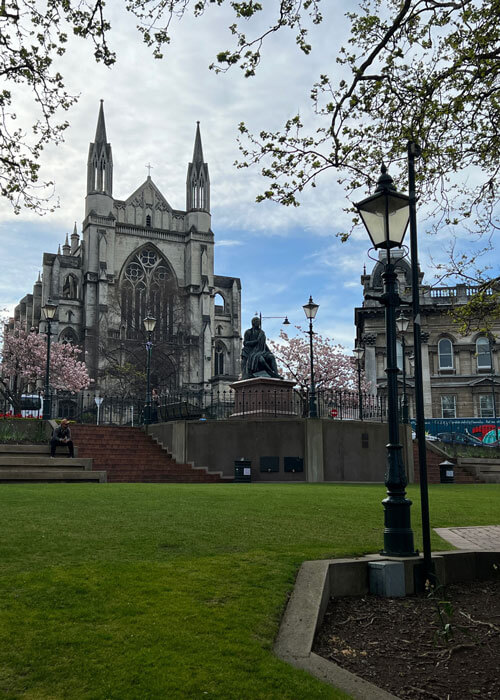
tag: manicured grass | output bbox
[0,483,498,699]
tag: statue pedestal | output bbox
[230,377,297,418]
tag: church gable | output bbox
[114,178,176,230]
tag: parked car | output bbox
[436,432,483,446]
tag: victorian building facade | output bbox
[12,103,241,401]
[355,250,499,420]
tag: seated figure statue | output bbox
[241,316,282,380]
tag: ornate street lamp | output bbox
[353,345,365,421]
[42,300,57,420]
[396,311,410,424]
[355,165,416,558]
[303,296,319,418]
[143,314,157,425]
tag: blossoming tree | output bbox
[0,327,91,414]
[268,326,368,399]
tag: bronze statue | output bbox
[241,316,282,380]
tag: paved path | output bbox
[434,525,500,550]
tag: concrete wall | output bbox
[149,419,414,483]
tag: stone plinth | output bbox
[230,377,297,418]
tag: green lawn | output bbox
[0,483,499,699]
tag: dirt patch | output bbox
[313,578,500,700]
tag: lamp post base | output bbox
[42,398,52,421]
[382,496,416,557]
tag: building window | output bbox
[60,328,78,345]
[121,246,176,341]
[396,340,403,372]
[214,293,225,314]
[438,338,453,369]
[479,394,494,418]
[214,345,224,376]
[146,214,152,227]
[476,337,491,369]
[62,275,78,299]
[441,394,457,419]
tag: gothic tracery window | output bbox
[120,247,176,340]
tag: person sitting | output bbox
[50,418,74,458]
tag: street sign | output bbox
[330,408,338,418]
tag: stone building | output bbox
[355,250,500,420]
[12,102,241,404]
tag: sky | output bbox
[0,2,480,350]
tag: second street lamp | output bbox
[303,296,319,418]
[353,345,365,421]
[355,165,416,557]
[396,311,410,424]
[41,300,57,420]
[143,314,157,425]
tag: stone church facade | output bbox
[13,102,241,399]
[355,250,500,420]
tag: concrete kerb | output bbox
[274,550,500,700]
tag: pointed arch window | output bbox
[120,247,177,341]
[214,343,225,376]
[214,293,225,314]
[438,338,454,369]
[476,337,491,369]
[146,214,152,228]
[62,274,78,299]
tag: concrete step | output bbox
[0,469,106,483]
[0,456,92,470]
[0,445,80,456]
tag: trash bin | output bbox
[234,459,251,483]
[439,460,455,484]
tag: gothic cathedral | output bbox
[13,102,242,397]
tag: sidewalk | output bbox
[434,525,500,550]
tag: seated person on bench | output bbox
[50,418,74,458]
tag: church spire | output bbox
[186,121,210,212]
[192,121,204,163]
[87,100,113,196]
[95,99,107,144]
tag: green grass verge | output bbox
[0,483,498,699]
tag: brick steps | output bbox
[70,425,227,483]
[412,440,483,484]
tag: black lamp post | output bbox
[489,341,498,441]
[303,296,319,418]
[143,314,157,425]
[41,300,57,420]
[353,345,365,421]
[396,311,410,424]
[355,165,416,557]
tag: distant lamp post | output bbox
[143,314,157,425]
[355,165,416,557]
[42,300,57,420]
[353,345,365,421]
[303,296,319,418]
[396,311,410,424]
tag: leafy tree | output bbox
[5,2,499,285]
[0,326,91,413]
[268,325,366,396]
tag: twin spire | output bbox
[86,102,210,213]
[87,100,113,196]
